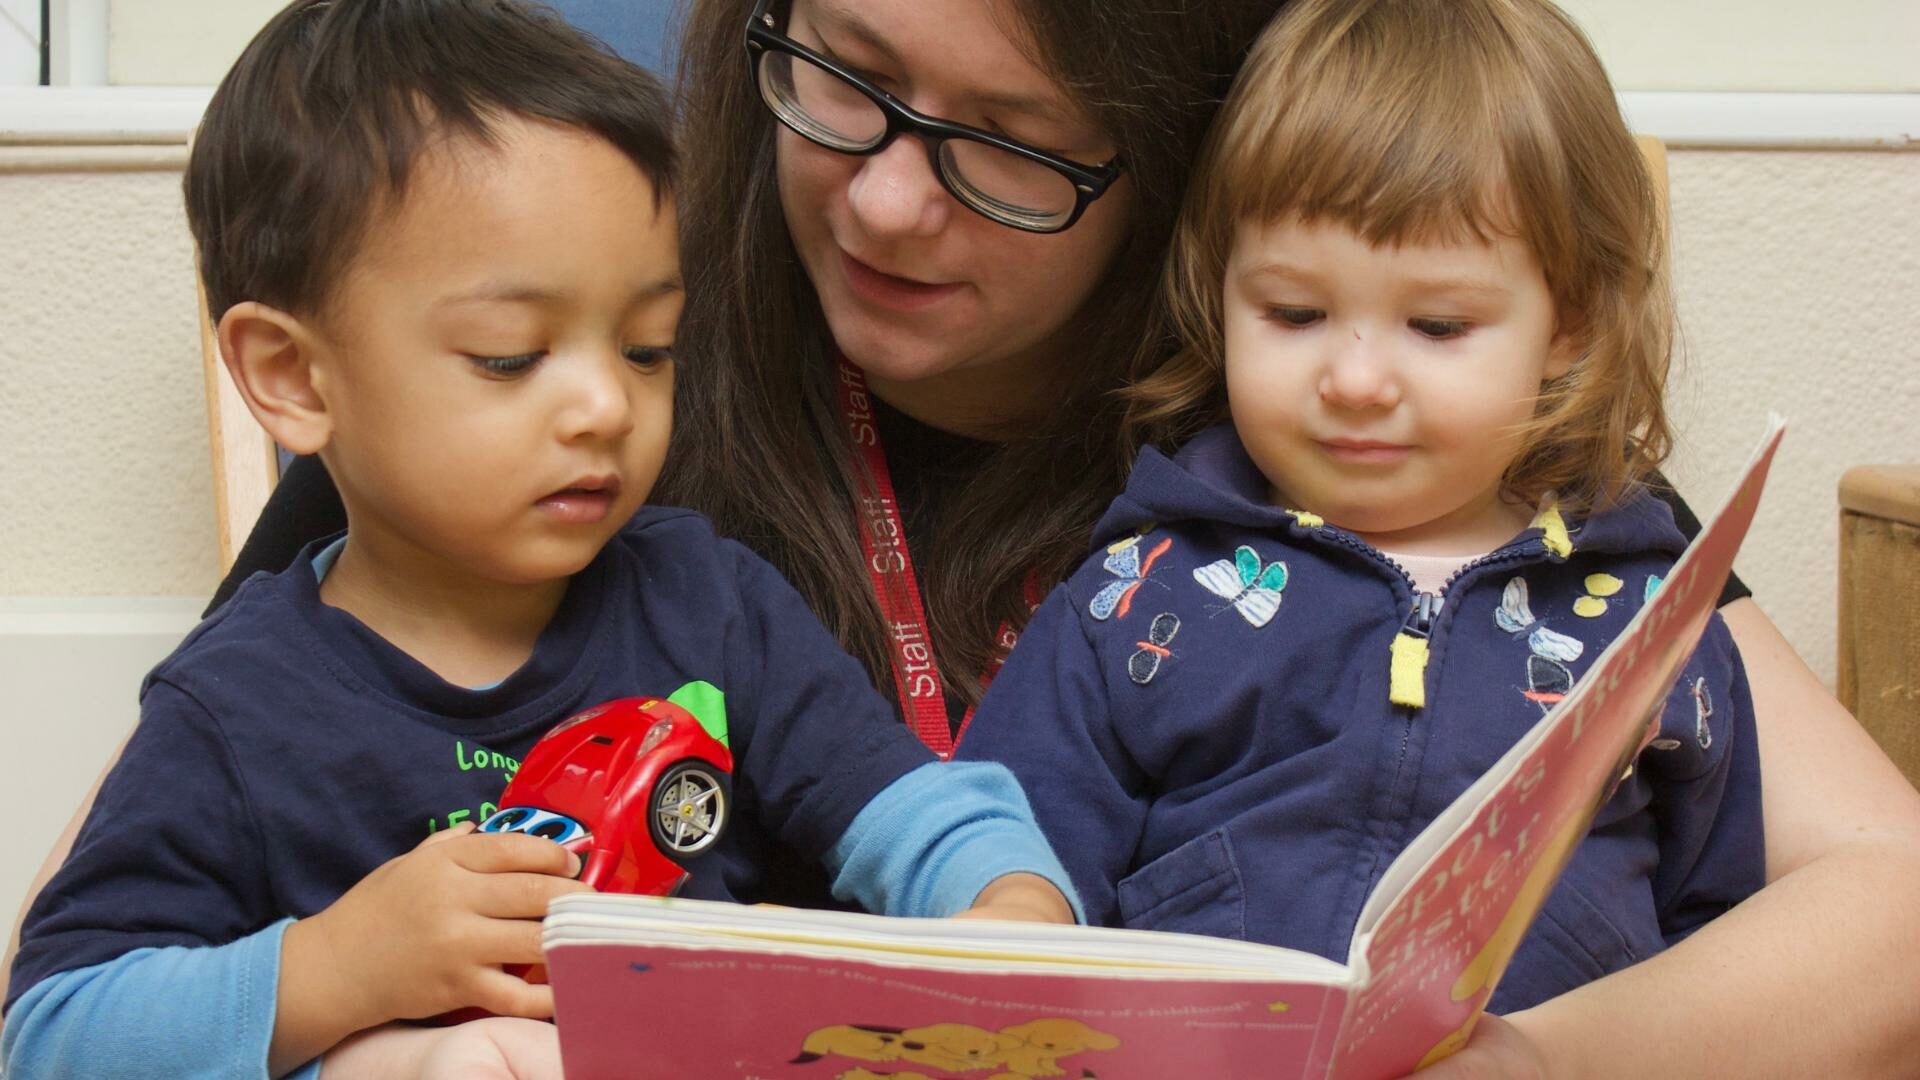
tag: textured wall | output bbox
[1661,150,1920,685]
[1,152,1916,684]
[0,166,219,596]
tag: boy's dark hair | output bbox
[186,0,676,323]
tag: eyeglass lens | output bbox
[756,50,1081,230]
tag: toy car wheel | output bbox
[649,761,728,859]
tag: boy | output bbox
[1,2,1076,1076]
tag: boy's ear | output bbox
[216,302,333,456]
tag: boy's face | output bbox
[1222,216,1575,555]
[311,117,681,586]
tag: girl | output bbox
[957,0,1916,1073]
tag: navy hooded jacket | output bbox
[957,426,1764,1013]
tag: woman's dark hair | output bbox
[660,0,1281,708]
[185,0,676,323]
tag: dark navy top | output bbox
[957,426,1765,1013]
[8,507,937,1014]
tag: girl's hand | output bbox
[953,872,1076,924]
[1409,1014,1549,1080]
[271,823,591,1072]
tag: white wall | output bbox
[102,0,1920,93]
[107,0,281,86]
[1563,0,1920,93]
[0,598,203,955]
[1661,150,1920,687]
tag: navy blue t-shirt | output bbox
[8,507,935,1013]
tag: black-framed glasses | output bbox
[744,0,1123,234]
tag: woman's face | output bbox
[774,0,1134,429]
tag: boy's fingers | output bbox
[464,915,551,966]
[471,871,595,921]
[448,831,581,877]
[471,970,558,1020]
[418,822,478,848]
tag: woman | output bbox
[13,0,1920,1073]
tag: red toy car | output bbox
[478,695,734,895]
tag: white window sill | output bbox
[1620,92,1917,150]
[0,85,213,143]
[1,86,1913,149]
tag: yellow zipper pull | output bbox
[1390,632,1430,708]
[1390,591,1442,709]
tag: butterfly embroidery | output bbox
[1193,546,1289,628]
[1494,577,1586,710]
[1089,536,1173,621]
[1128,613,1181,685]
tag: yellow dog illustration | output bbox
[790,1024,908,1065]
[797,1016,1119,1078]
[995,1019,1120,1077]
[892,1023,1022,1072]
[794,1022,1015,1073]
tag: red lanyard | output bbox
[835,358,1039,758]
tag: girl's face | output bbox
[1223,216,1580,556]
[774,0,1134,431]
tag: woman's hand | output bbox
[324,1018,564,1080]
[1409,1014,1548,1080]
[417,1017,566,1080]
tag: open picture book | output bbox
[541,417,1786,1080]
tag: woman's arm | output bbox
[2,736,126,1008]
[1434,599,1920,1079]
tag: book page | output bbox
[550,893,1350,976]
[1333,417,1784,1078]
[547,894,1359,1079]
[548,930,1352,1079]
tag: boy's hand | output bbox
[270,823,591,1072]
[953,872,1076,925]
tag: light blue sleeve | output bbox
[1,918,320,1080]
[825,760,1085,923]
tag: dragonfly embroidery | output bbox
[1089,535,1174,621]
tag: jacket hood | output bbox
[1098,424,1689,562]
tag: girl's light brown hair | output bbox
[1128,0,1675,515]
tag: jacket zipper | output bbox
[1296,525,1547,713]
[1286,520,1553,907]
